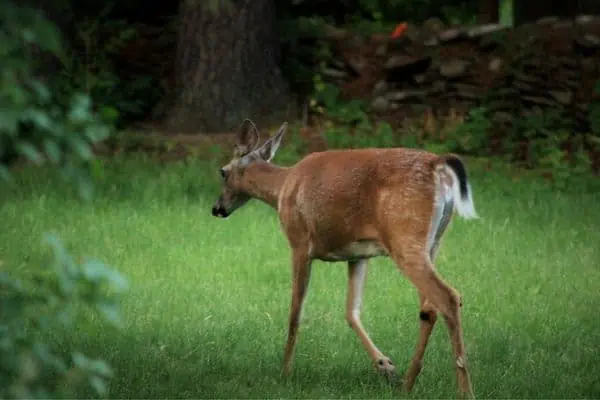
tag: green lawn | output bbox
[1,153,599,399]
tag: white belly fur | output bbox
[319,240,388,262]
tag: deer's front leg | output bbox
[347,259,396,380]
[282,249,312,377]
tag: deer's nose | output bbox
[211,206,229,218]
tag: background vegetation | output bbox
[1,0,599,398]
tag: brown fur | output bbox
[212,120,477,398]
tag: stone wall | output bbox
[319,16,600,132]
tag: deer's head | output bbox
[211,119,287,218]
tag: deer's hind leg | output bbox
[403,292,438,391]
[390,246,474,398]
[346,259,396,379]
[385,196,474,398]
[404,198,456,391]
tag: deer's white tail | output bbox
[441,156,478,220]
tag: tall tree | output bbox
[167,0,294,133]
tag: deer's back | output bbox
[277,148,441,260]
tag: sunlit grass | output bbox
[1,153,599,399]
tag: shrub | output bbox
[1,3,127,398]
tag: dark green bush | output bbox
[0,2,114,200]
[1,235,128,399]
[1,3,127,398]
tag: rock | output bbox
[372,80,388,97]
[575,15,598,25]
[557,56,578,69]
[581,58,599,70]
[413,74,428,84]
[422,17,446,35]
[371,96,390,113]
[488,58,503,72]
[574,34,600,56]
[452,83,482,99]
[576,34,600,49]
[493,111,513,125]
[439,59,470,79]
[423,36,439,46]
[384,55,432,81]
[536,16,560,25]
[478,35,501,51]
[468,23,507,38]
[375,44,387,57]
[330,59,346,70]
[454,90,480,100]
[521,95,556,106]
[564,79,580,89]
[553,20,573,29]
[514,72,545,86]
[438,28,466,43]
[548,90,573,105]
[513,80,536,92]
[384,54,430,70]
[431,80,448,93]
[321,67,347,80]
[385,90,427,102]
[340,34,365,51]
[403,23,424,42]
[346,57,367,76]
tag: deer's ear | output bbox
[257,122,287,162]
[235,119,259,154]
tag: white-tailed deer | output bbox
[212,119,478,398]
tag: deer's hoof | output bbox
[375,357,397,381]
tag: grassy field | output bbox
[1,151,599,399]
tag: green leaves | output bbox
[15,141,44,164]
[0,4,124,398]
[1,2,115,201]
[1,235,129,399]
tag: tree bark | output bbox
[167,0,293,133]
[477,0,499,24]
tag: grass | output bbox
[1,150,600,399]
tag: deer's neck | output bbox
[243,162,289,209]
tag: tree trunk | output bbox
[167,0,294,133]
[477,0,499,24]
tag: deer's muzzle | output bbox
[211,205,229,218]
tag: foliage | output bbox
[52,3,164,127]
[443,106,492,153]
[421,105,599,191]
[0,235,128,399]
[311,80,369,125]
[55,8,143,125]
[0,2,113,200]
[1,4,127,399]
[589,81,600,136]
